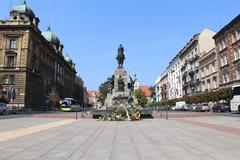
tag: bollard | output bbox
[160,106,163,118]
[76,107,78,120]
[165,106,168,120]
[81,104,84,118]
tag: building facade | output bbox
[139,85,153,103]
[155,71,168,102]
[0,1,84,109]
[167,54,182,99]
[87,90,100,108]
[180,28,216,96]
[73,76,84,104]
[199,48,219,92]
[213,14,240,88]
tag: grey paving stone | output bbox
[0,117,239,160]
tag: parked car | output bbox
[201,103,210,112]
[9,106,17,114]
[171,106,178,111]
[212,103,230,112]
[192,104,198,112]
[186,104,194,111]
[0,102,8,115]
[194,104,203,112]
[180,104,191,111]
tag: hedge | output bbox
[159,88,231,106]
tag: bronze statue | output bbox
[107,75,115,94]
[116,44,125,67]
[118,76,125,92]
[128,76,135,93]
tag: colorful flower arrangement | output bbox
[99,103,141,121]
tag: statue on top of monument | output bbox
[116,44,125,67]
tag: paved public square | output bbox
[0,114,239,160]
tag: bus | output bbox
[60,98,80,112]
[230,85,240,113]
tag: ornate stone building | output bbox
[199,48,219,92]
[213,14,240,88]
[180,28,216,96]
[87,90,100,108]
[155,71,168,102]
[167,54,182,99]
[0,1,84,109]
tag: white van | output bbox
[175,101,186,110]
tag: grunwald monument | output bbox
[105,44,135,108]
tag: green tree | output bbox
[134,89,147,107]
[149,86,156,102]
[98,76,112,105]
[159,87,232,106]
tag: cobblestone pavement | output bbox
[0,116,239,160]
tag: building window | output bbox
[234,48,240,61]
[213,77,217,88]
[202,82,205,91]
[201,68,204,77]
[218,40,226,51]
[212,62,216,72]
[236,68,240,80]
[6,56,15,68]
[9,39,17,49]
[207,80,211,90]
[222,73,230,84]
[191,51,193,59]
[232,30,240,43]
[3,75,15,84]
[220,55,228,67]
[195,47,197,53]
[206,65,209,75]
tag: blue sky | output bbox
[1,0,240,90]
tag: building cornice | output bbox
[199,48,216,63]
[213,14,240,39]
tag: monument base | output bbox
[105,67,130,107]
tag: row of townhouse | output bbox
[155,14,240,102]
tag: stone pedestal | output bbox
[105,67,130,107]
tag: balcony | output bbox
[189,80,195,87]
[182,72,187,79]
[188,69,194,75]
[181,63,186,71]
[195,65,199,71]
[190,54,200,63]
[183,82,188,88]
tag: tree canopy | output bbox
[134,89,147,107]
[98,76,112,105]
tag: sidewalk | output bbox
[0,116,239,160]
